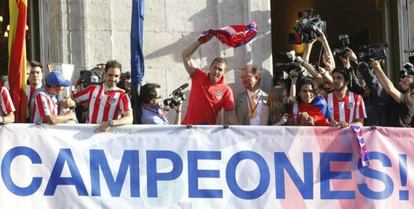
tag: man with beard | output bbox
[371,60,414,127]
[181,36,237,125]
[326,68,367,128]
[73,60,133,132]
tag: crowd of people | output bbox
[0,29,413,130]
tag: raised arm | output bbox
[316,30,335,70]
[302,40,316,63]
[296,56,324,85]
[181,40,202,77]
[370,60,402,103]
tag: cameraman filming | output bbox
[139,83,181,125]
[371,60,414,127]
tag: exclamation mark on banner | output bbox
[399,154,409,200]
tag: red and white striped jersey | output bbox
[31,88,59,123]
[73,84,131,124]
[326,91,367,123]
[0,85,16,116]
[26,85,42,119]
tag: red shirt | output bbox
[182,69,235,125]
[0,85,15,116]
[73,84,131,124]
[326,91,367,123]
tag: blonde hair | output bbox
[267,86,287,124]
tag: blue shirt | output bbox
[140,104,169,125]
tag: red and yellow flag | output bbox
[8,0,28,123]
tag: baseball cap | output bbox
[46,71,72,87]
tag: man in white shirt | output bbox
[236,64,269,125]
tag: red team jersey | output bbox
[0,85,15,117]
[182,69,235,125]
[31,88,59,123]
[326,91,367,123]
[73,84,131,124]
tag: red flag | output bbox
[199,22,257,48]
[8,0,28,122]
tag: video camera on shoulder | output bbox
[163,83,189,108]
[357,43,388,62]
[288,8,327,44]
[333,34,351,57]
[274,50,304,80]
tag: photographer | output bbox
[371,60,414,127]
[139,83,182,125]
[355,62,388,126]
[302,28,336,72]
[335,48,365,95]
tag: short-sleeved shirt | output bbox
[182,69,235,125]
[141,104,169,125]
[326,91,367,123]
[73,84,132,124]
[0,85,16,117]
[398,93,414,127]
[31,88,59,123]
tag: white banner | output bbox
[0,124,413,209]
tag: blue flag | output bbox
[131,0,144,90]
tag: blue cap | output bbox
[46,71,72,87]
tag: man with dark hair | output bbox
[289,77,330,126]
[26,60,44,121]
[181,36,237,125]
[31,71,77,124]
[371,60,414,127]
[139,83,181,125]
[73,60,133,132]
[326,68,367,128]
[236,64,269,125]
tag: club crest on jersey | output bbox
[109,97,117,104]
[215,91,223,99]
[347,101,354,109]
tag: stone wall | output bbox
[49,0,273,120]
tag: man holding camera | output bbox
[72,60,133,132]
[139,83,181,125]
[236,64,269,125]
[181,36,237,125]
[371,60,414,127]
